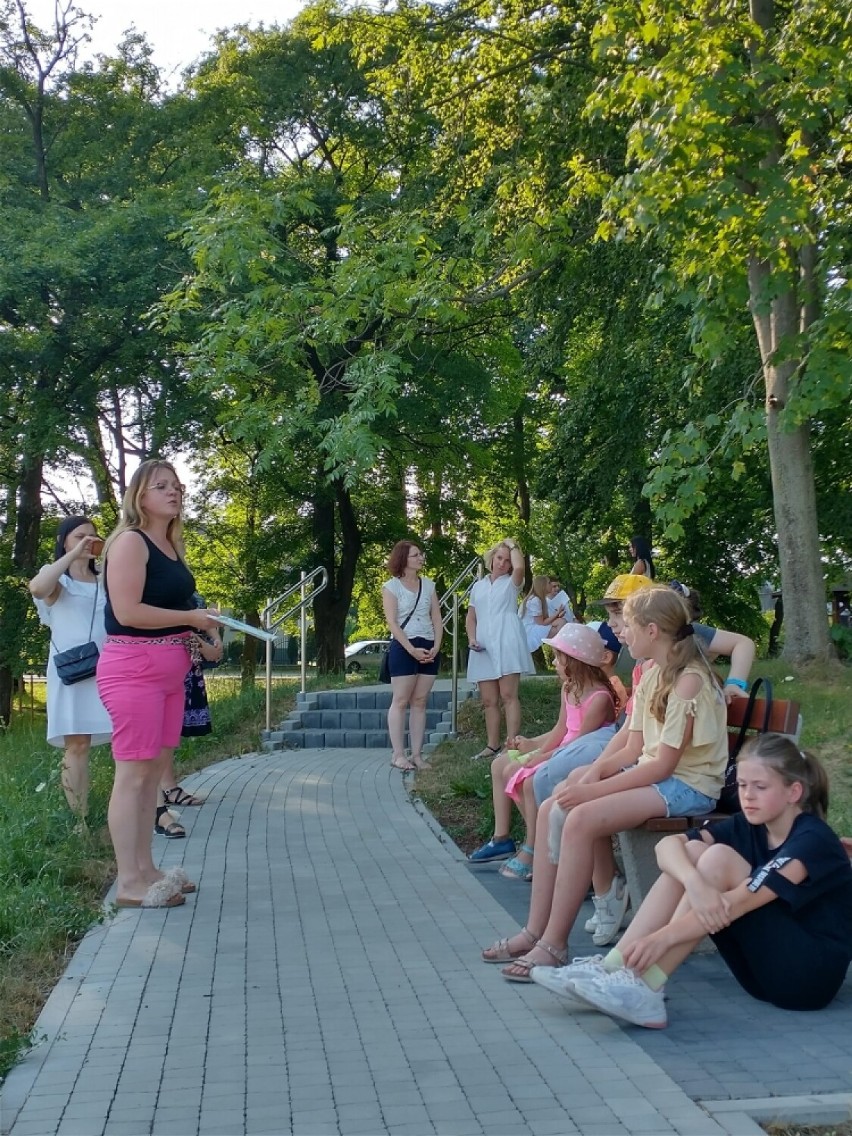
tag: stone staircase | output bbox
[261,682,474,753]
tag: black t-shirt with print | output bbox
[688,811,852,960]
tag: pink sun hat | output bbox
[542,622,607,666]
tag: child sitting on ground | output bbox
[534,733,852,1027]
[468,623,619,880]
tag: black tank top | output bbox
[104,531,196,636]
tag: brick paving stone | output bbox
[6,738,845,1136]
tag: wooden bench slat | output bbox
[726,696,800,736]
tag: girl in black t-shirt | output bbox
[536,733,852,1028]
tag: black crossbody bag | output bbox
[52,583,100,686]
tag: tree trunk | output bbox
[0,455,44,724]
[748,257,829,662]
[311,480,363,673]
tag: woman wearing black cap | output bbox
[29,517,112,821]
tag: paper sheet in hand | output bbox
[215,614,277,643]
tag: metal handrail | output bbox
[439,555,482,736]
[263,566,329,730]
[439,555,482,628]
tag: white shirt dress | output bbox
[467,574,535,682]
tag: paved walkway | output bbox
[1,744,849,1136]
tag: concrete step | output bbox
[262,683,475,751]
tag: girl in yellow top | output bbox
[482,586,728,979]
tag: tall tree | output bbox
[587,0,852,660]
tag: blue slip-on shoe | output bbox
[468,837,516,863]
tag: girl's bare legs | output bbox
[591,836,620,895]
[407,672,437,766]
[61,734,91,819]
[490,753,515,837]
[526,788,665,964]
[514,778,539,867]
[486,798,560,958]
[498,673,521,741]
[388,673,418,766]
[477,679,502,750]
[619,842,753,978]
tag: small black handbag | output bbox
[53,641,100,685]
[52,583,100,686]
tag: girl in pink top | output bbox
[469,624,618,881]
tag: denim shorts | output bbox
[651,776,716,818]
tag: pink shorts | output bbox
[97,638,191,761]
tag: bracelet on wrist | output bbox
[725,677,748,691]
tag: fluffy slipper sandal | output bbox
[481,926,538,963]
[165,866,197,894]
[501,939,567,983]
[116,878,186,909]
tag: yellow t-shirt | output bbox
[629,664,727,800]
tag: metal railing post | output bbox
[451,592,459,737]
[300,570,307,696]
[261,566,329,738]
[265,610,273,732]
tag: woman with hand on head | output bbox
[97,460,221,908]
[29,517,112,821]
[466,539,535,760]
[382,540,443,771]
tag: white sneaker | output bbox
[529,955,607,1007]
[584,911,599,934]
[569,969,667,1029]
[591,875,630,946]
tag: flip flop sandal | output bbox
[481,926,538,963]
[155,806,186,839]
[162,785,205,807]
[471,745,502,761]
[501,939,567,983]
[390,756,415,771]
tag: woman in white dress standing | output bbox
[382,540,443,771]
[467,539,535,759]
[29,516,112,821]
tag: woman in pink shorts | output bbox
[98,460,220,909]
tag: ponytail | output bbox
[738,733,829,820]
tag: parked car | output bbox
[344,639,389,673]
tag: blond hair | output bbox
[102,459,185,562]
[520,574,550,618]
[483,541,512,573]
[623,586,721,721]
